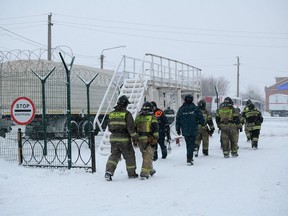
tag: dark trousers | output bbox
[184,135,196,160]
[154,132,167,159]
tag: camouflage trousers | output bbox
[219,123,239,156]
[105,141,137,176]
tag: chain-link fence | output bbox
[0,48,113,172]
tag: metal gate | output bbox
[0,48,112,172]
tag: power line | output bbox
[54,20,288,40]
[0,13,49,20]
[0,26,46,48]
[54,13,288,36]
[56,23,288,48]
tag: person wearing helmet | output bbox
[242,99,257,142]
[176,94,205,165]
[135,101,159,179]
[104,95,139,181]
[216,96,242,158]
[223,97,234,106]
[150,101,171,161]
[194,99,215,156]
[246,99,252,106]
[241,101,263,149]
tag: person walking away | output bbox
[216,97,242,158]
[176,94,205,165]
[234,107,244,147]
[105,95,139,181]
[194,99,215,156]
[242,99,253,141]
[135,102,159,179]
[151,101,171,160]
[242,101,263,149]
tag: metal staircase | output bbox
[93,54,202,156]
[93,55,148,155]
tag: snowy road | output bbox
[1,116,288,216]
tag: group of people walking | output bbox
[104,94,263,181]
[104,95,170,181]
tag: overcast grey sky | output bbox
[1,0,288,97]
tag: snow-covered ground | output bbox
[1,116,288,216]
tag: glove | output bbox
[239,127,243,132]
[148,136,158,146]
[167,134,171,142]
[132,135,139,146]
[208,128,215,136]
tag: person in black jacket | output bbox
[176,94,205,165]
[151,101,171,161]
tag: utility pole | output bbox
[47,13,53,61]
[236,56,240,97]
[100,45,126,69]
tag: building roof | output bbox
[266,77,288,90]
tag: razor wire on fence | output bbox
[0,48,113,172]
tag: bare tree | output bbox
[240,85,264,102]
[201,75,230,96]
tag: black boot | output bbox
[203,149,209,156]
[105,172,113,181]
[252,141,258,149]
[187,154,193,166]
[162,149,167,159]
[128,172,139,179]
[194,144,199,157]
[153,152,158,161]
[150,169,156,176]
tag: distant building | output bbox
[265,77,288,116]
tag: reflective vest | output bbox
[108,111,127,133]
[218,107,234,124]
[136,114,158,140]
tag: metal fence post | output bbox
[17,128,23,165]
[31,68,55,155]
[59,52,75,169]
[90,131,96,173]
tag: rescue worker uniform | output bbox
[216,97,242,158]
[234,107,244,146]
[151,101,171,161]
[135,102,159,179]
[242,100,253,141]
[176,94,205,165]
[242,103,263,149]
[105,95,138,181]
[195,100,215,156]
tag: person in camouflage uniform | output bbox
[176,94,205,165]
[151,101,171,161]
[242,100,263,149]
[216,97,242,158]
[194,100,215,156]
[105,95,139,181]
[135,102,159,179]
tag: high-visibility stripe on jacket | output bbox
[135,114,159,139]
[108,111,127,132]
